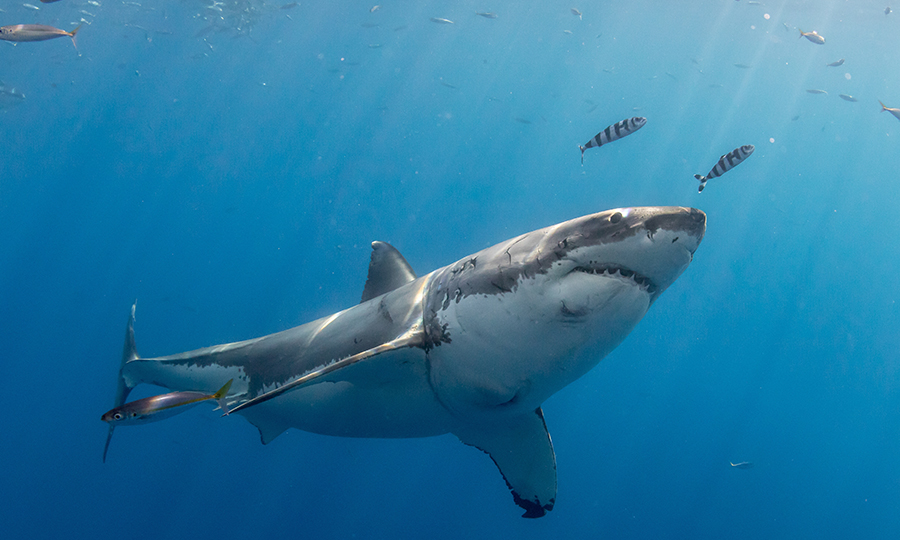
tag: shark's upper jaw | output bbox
[542,206,705,304]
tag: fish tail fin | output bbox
[694,174,707,193]
[213,379,234,415]
[69,23,82,50]
[879,100,887,111]
[797,28,803,38]
[103,301,140,463]
[579,145,585,165]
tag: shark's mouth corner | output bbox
[569,265,658,295]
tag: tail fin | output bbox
[797,28,803,38]
[69,23,82,50]
[694,174,707,193]
[213,379,234,415]
[879,100,888,112]
[103,302,140,463]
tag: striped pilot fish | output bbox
[101,379,233,426]
[694,145,754,193]
[579,116,647,164]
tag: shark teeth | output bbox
[570,265,657,294]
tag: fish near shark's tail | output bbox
[103,301,140,463]
[579,145,586,165]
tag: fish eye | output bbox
[113,413,123,420]
[609,212,623,224]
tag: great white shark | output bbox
[104,206,706,517]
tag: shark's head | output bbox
[426,207,706,415]
[532,206,705,306]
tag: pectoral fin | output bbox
[453,408,557,518]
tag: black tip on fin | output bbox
[360,241,417,303]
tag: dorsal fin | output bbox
[360,241,417,303]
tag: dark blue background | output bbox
[2,1,898,538]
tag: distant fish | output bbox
[733,63,751,69]
[839,94,858,102]
[476,12,498,19]
[730,461,754,469]
[783,22,790,31]
[879,100,900,121]
[101,380,233,426]
[370,5,380,12]
[571,8,582,19]
[39,0,63,3]
[514,117,533,124]
[806,89,827,94]
[280,2,299,9]
[579,116,647,164]
[694,145,754,193]
[0,23,81,48]
[886,7,892,15]
[826,58,844,67]
[791,114,800,121]
[798,28,825,44]
[430,17,454,24]
[22,3,40,10]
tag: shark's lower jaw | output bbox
[569,265,657,295]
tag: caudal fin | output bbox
[694,174,707,193]
[879,100,888,112]
[103,302,140,463]
[69,23,82,50]
[213,379,234,415]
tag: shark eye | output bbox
[609,212,623,224]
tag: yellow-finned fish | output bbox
[0,23,81,49]
[798,28,825,44]
[101,379,233,426]
[879,100,900,122]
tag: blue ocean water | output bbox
[2,0,899,537]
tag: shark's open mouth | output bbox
[570,265,657,294]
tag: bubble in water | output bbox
[769,137,775,143]
[764,13,771,20]
[845,73,851,80]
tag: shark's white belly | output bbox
[427,270,651,418]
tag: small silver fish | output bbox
[798,29,825,44]
[886,7,892,15]
[730,461,754,469]
[694,145,754,193]
[734,63,751,69]
[23,3,40,10]
[101,379,233,426]
[0,23,81,48]
[806,89,828,94]
[370,5,380,13]
[826,58,844,67]
[571,8,582,19]
[580,117,647,164]
[476,12,498,19]
[40,0,64,3]
[430,17,454,24]
[839,94,858,102]
[879,100,900,121]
